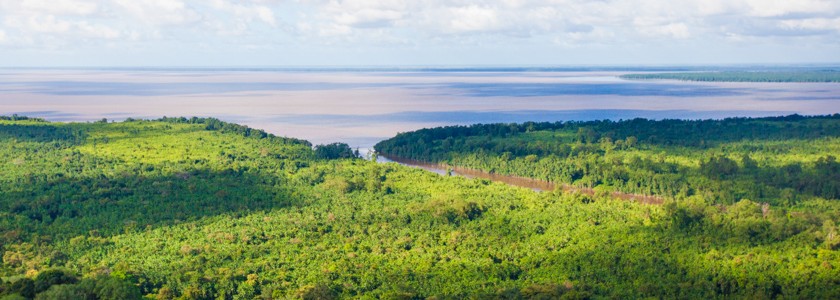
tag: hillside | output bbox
[1,116,839,299]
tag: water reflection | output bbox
[442,82,744,97]
[1,69,838,149]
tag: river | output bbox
[376,154,664,204]
[377,155,556,191]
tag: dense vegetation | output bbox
[376,115,840,206]
[2,117,839,299]
[620,71,840,82]
[314,143,358,160]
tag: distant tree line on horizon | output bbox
[621,71,840,82]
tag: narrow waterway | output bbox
[377,155,556,192]
[376,154,664,204]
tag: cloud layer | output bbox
[1,0,838,65]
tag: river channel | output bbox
[377,155,556,192]
[376,154,664,205]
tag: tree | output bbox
[576,127,598,144]
[700,156,739,179]
[34,284,90,300]
[314,143,356,160]
[34,269,78,294]
[8,278,35,299]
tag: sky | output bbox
[1,0,839,66]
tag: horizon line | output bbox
[2,63,840,71]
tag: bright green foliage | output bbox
[1,117,839,299]
[375,115,840,205]
[621,71,840,82]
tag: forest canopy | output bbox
[375,114,840,206]
[1,116,839,299]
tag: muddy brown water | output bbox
[378,155,557,191]
[378,155,663,205]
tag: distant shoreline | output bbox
[2,64,840,73]
[621,71,840,83]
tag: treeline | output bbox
[1,117,838,299]
[621,71,840,82]
[375,115,840,205]
[378,114,840,151]
[314,142,358,159]
[0,269,140,299]
[0,115,47,122]
[147,116,311,146]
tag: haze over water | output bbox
[2,67,839,150]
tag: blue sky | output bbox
[1,0,839,66]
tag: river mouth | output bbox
[377,154,664,205]
[3,69,834,150]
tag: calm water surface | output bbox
[2,68,839,151]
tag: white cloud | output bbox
[744,0,838,18]
[316,0,410,33]
[77,22,121,39]
[209,0,277,27]
[255,6,276,26]
[4,14,121,39]
[317,23,352,36]
[5,15,73,34]
[0,0,837,64]
[0,30,6,43]
[7,0,99,15]
[780,18,840,32]
[447,5,501,33]
[556,27,616,47]
[334,9,403,28]
[690,0,741,17]
[653,23,691,39]
[114,0,199,25]
[634,17,691,39]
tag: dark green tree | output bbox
[314,143,357,159]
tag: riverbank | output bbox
[378,154,664,204]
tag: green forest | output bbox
[620,71,840,82]
[375,115,840,205]
[2,115,839,299]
